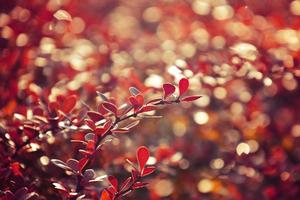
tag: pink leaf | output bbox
[163,83,176,99]
[61,95,77,113]
[181,95,201,102]
[87,111,104,122]
[108,176,118,192]
[102,102,117,115]
[136,146,150,172]
[179,78,189,96]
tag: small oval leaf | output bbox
[137,146,150,172]
[163,83,176,99]
[179,78,189,96]
[181,95,202,102]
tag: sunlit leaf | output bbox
[136,146,149,172]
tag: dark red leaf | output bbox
[181,95,202,102]
[11,162,22,176]
[48,101,59,114]
[66,159,79,172]
[87,111,104,122]
[163,83,176,99]
[137,146,150,171]
[61,95,77,113]
[131,169,138,181]
[179,78,189,96]
[102,102,117,115]
[79,158,89,172]
[108,176,118,192]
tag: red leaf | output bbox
[132,182,148,189]
[120,177,132,191]
[94,127,106,136]
[48,101,59,113]
[129,96,139,106]
[61,95,77,113]
[79,158,89,172]
[136,94,144,105]
[139,105,157,113]
[141,166,156,177]
[131,169,139,181]
[11,162,22,176]
[98,103,109,115]
[66,159,79,172]
[86,140,95,151]
[102,102,117,115]
[94,120,113,136]
[100,190,112,200]
[129,95,144,113]
[137,146,149,172]
[179,78,189,96]
[163,83,176,99]
[108,176,118,192]
[87,111,104,122]
[181,95,202,102]
[84,119,96,130]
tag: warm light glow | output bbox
[236,142,250,156]
[192,0,211,16]
[40,156,50,165]
[193,111,209,125]
[154,179,174,197]
[210,158,224,169]
[197,179,213,193]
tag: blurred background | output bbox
[1,0,300,199]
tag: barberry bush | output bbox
[2,0,300,200]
